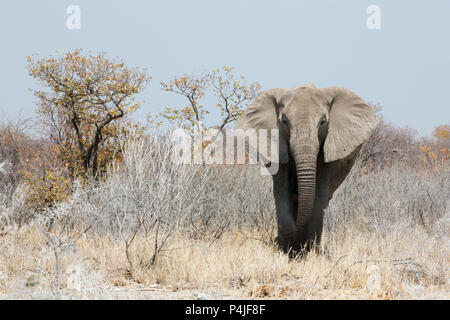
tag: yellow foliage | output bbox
[21,146,71,212]
[433,125,450,141]
[418,128,450,173]
[27,49,151,180]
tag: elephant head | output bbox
[236,84,378,250]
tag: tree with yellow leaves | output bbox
[209,67,262,130]
[160,67,261,164]
[433,124,450,142]
[418,124,450,171]
[160,66,261,133]
[160,73,209,135]
[27,49,151,179]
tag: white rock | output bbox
[195,292,209,300]
[366,265,382,292]
[0,162,6,175]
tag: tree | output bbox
[433,124,450,142]
[209,66,262,130]
[160,66,261,133]
[359,103,419,168]
[160,73,209,135]
[419,124,450,170]
[27,49,151,179]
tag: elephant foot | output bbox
[295,232,322,255]
[275,234,304,258]
[275,232,323,258]
[275,234,296,255]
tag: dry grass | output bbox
[0,136,448,299]
[0,222,447,299]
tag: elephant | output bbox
[235,84,378,254]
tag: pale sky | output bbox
[1,0,449,136]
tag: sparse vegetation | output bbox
[0,50,448,300]
[0,127,448,299]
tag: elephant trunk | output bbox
[294,150,317,233]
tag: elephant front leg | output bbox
[272,165,296,252]
[304,206,325,250]
[293,197,326,253]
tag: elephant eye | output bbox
[281,115,288,124]
[319,117,327,125]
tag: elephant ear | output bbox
[320,87,379,163]
[235,88,289,163]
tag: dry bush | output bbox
[0,117,71,217]
[0,127,448,299]
[0,185,29,231]
[38,135,275,277]
[360,104,420,169]
[52,133,275,237]
[21,143,73,214]
[0,118,36,193]
[325,160,449,238]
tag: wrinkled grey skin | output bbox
[236,84,378,253]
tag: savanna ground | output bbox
[1,132,449,300]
